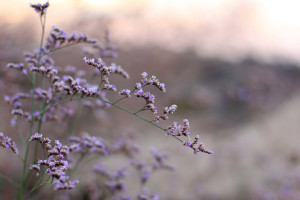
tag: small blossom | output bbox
[30,164,41,176]
[137,188,160,200]
[150,147,175,170]
[30,134,78,190]
[119,89,131,98]
[7,63,27,75]
[30,2,49,16]
[69,132,108,154]
[0,132,18,154]
[104,83,117,91]
[106,181,125,194]
[141,72,148,79]
[29,133,43,142]
[184,135,213,155]
[135,82,142,90]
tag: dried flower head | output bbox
[29,133,78,190]
[0,132,18,154]
[30,2,49,16]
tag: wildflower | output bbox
[29,132,43,142]
[69,132,108,154]
[155,104,177,122]
[119,89,131,98]
[184,135,213,155]
[45,26,96,51]
[30,2,49,16]
[29,134,78,190]
[137,187,160,200]
[150,147,175,170]
[94,162,128,195]
[7,63,27,75]
[0,132,18,154]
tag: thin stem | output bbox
[29,180,51,195]
[69,154,85,176]
[18,13,47,200]
[97,71,103,91]
[38,148,48,185]
[112,96,126,105]
[95,97,183,143]
[40,95,86,116]
[112,88,136,105]
[49,41,89,53]
[0,172,20,188]
[33,102,47,162]
[133,102,147,114]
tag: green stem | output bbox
[134,102,147,114]
[40,96,86,116]
[112,88,136,105]
[95,97,183,143]
[18,13,47,200]
[33,102,47,162]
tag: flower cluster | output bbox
[137,72,166,93]
[69,132,108,154]
[4,90,75,123]
[1,2,214,199]
[0,132,18,154]
[119,89,131,98]
[29,133,79,190]
[116,72,166,115]
[94,162,129,198]
[109,131,140,157]
[115,72,212,155]
[167,119,213,154]
[4,93,30,122]
[184,135,213,155]
[92,29,118,58]
[154,104,177,122]
[137,189,160,200]
[30,2,49,16]
[45,26,96,52]
[133,73,164,112]
[131,148,175,185]
[23,49,54,70]
[83,57,129,91]
[6,62,27,75]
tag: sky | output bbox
[1,0,300,63]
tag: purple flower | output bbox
[30,2,49,16]
[0,132,18,154]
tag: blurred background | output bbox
[1,0,300,199]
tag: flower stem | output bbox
[0,172,20,188]
[18,13,47,200]
[95,97,184,143]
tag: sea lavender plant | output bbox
[0,1,212,199]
